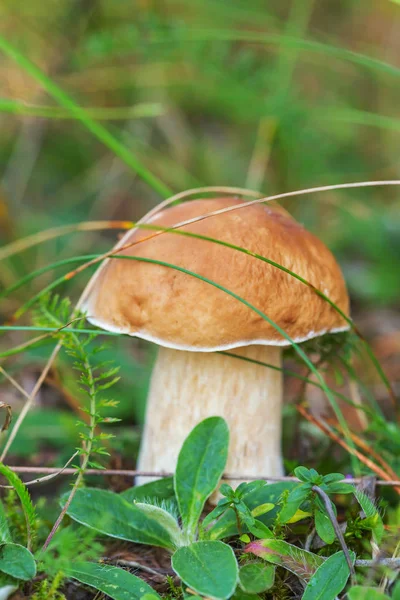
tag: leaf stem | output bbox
[312,485,355,583]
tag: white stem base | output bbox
[136,346,283,498]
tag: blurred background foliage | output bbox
[0,0,399,473]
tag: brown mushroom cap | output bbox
[84,197,350,350]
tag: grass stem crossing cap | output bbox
[84,197,350,350]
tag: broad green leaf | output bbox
[66,561,160,600]
[175,417,229,538]
[302,551,355,600]
[172,541,238,600]
[0,544,36,581]
[245,539,324,582]
[64,488,179,550]
[232,591,261,600]
[239,562,275,593]
[121,477,175,503]
[207,481,297,540]
[314,507,336,545]
[348,587,391,600]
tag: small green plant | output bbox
[62,418,399,600]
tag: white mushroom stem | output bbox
[137,345,283,500]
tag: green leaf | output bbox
[232,591,261,600]
[247,520,273,539]
[294,466,313,482]
[121,477,175,503]
[322,473,345,485]
[326,482,354,494]
[302,551,355,600]
[353,489,384,543]
[0,544,36,581]
[0,464,36,549]
[251,503,274,518]
[175,417,229,538]
[65,562,161,600]
[172,541,238,600]
[207,481,297,540]
[0,503,12,544]
[348,587,391,600]
[278,484,311,523]
[239,562,275,593]
[245,539,324,582]
[64,488,180,550]
[202,501,230,529]
[314,507,336,545]
[393,581,400,600]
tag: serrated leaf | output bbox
[314,507,336,545]
[353,489,384,543]
[172,541,238,600]
[0,544,36,581]
[64,488,180,550]
[0,503,11,544]
[66,562,160,600]
[245,539,324,582]
[239,563,275,593]
[0,465,36,548]
[302,551,355,600]
[175,417,229,539]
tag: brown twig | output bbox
[327,418,400,482]
[3,465,400,486]
[296,404,400,495]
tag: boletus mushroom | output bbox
[83,197,349,491]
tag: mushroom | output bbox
[83,197,349,491]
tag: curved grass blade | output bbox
[0,221,133,263]
[148,28,400,80]
[0,254,370,467]
[0,100,164,120]
[0,36,171,198]
[1,201,394,409]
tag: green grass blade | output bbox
[0,36,171,198]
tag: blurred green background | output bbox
[0,0,399,469]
